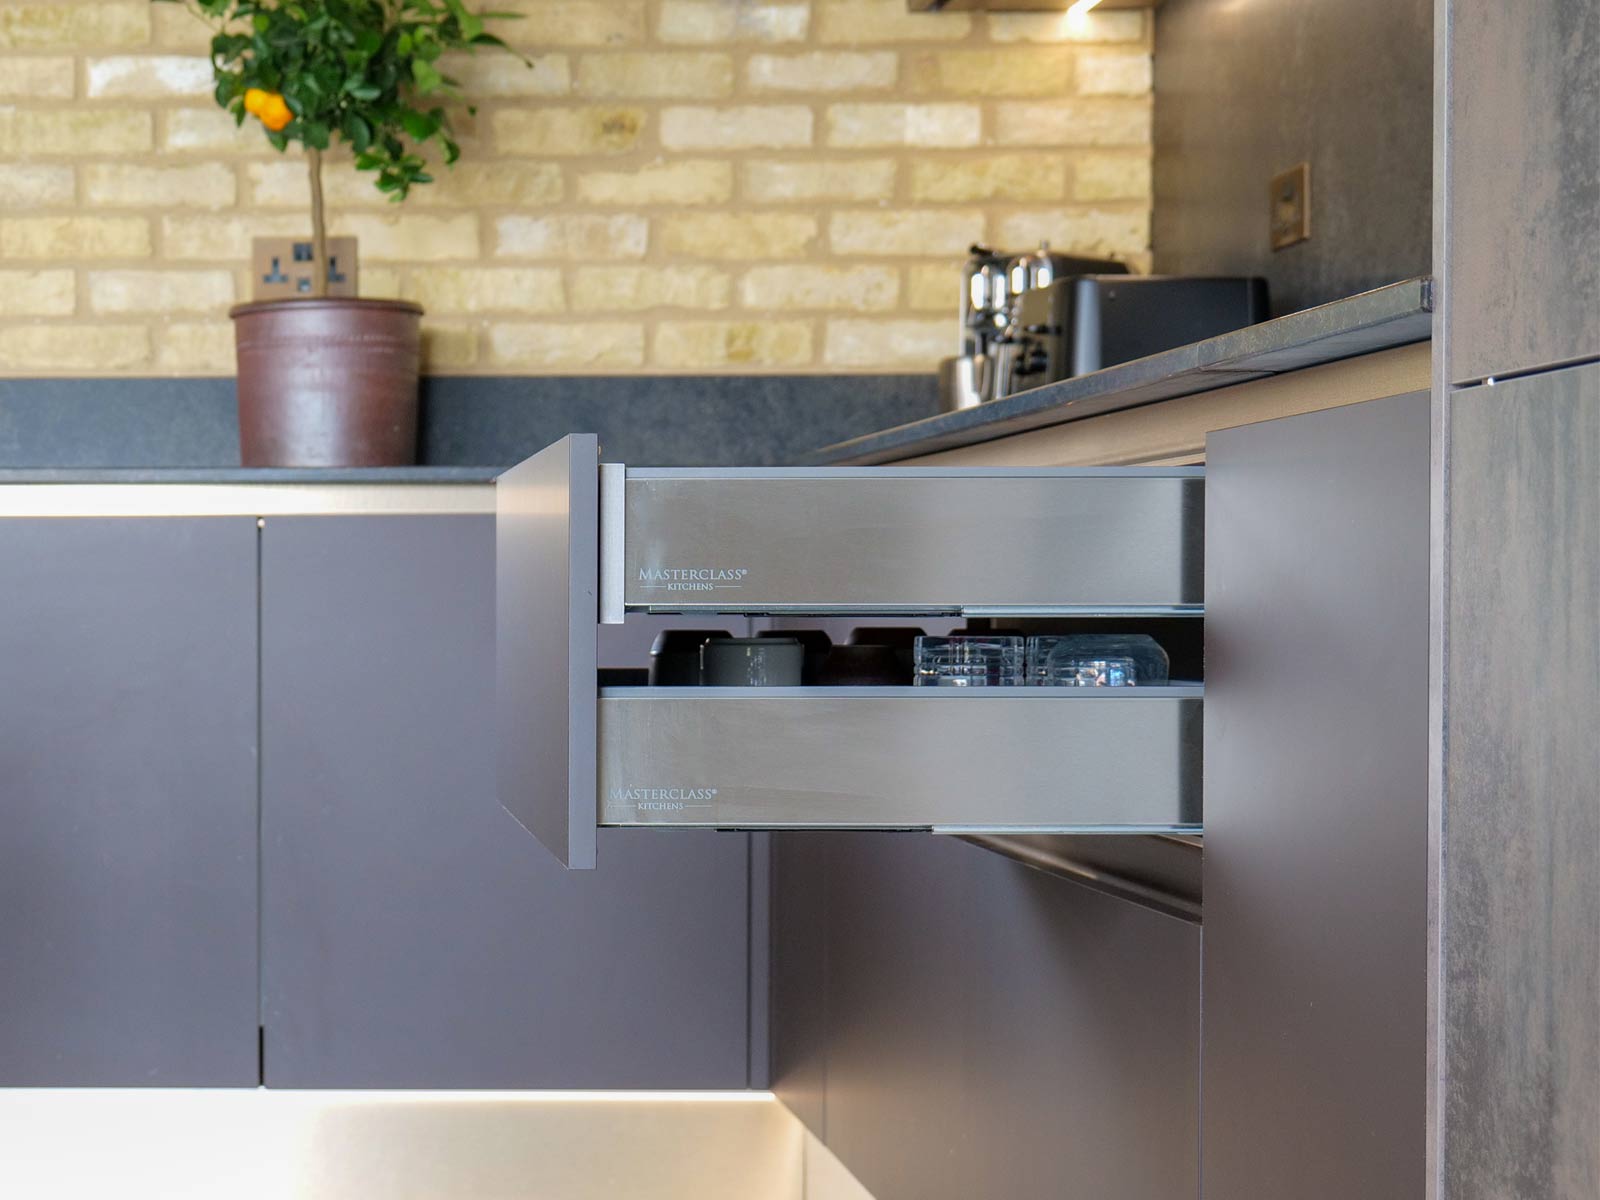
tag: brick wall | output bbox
[0,0,1153,375]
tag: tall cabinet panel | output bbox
[1443,0,1599,382]
[1203,394,1430,1195]
[1441,365,1600,1198]
[0,518,259,1086]
[260,515,751,1089]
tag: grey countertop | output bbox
[808,278,1435,465]
[0,466,500,484]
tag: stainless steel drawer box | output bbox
[611,467,1204,618]
[598,687,1202,834]
[498,437,1207,868]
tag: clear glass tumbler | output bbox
[913,635,1026,687]
[1027,634,1170,686]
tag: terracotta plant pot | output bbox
[230,297,423,467]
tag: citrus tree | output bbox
[164,0,524,297]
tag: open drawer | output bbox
[498,436,1204,868]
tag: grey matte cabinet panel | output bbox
[1203,395,1430,1197]
[1444,0,1600,382]
[0,518,259,1086]
[496,435,599,869]
[1442,365,1600,1199]
[260,515,751,1089]
[773,833,1199,1200]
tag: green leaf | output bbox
[410,58,443,91]
[342,111,373,152]
[400,109,439,141]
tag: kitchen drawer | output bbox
[498,436,1204,868]
[599,687,1201,832]
[609,466,1203,618]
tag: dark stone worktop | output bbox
[808,278,1434,465]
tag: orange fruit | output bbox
[258,94,292,132]
[243,87,269,116]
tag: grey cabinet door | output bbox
[260,514,751,1088]
[1443,0,1599,383]
[0,518,259,1086]
[773,832,1200,1200]
[1203,393,1430,1196]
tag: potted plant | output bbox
[166,0,523,466]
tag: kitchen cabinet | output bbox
[497,437,1206,869]
[259,513,752,1088]
[0,518,259,1086]
[1438,362,1600,1197]
[1202,392,1430,1197]
[1443,0,1599,383]
[771,832,1200,1200]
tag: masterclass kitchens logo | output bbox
[607,786,720,813]
[637,566,749,593]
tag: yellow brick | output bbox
[421,322,480,369]
[824,318,949,368]
[89,269,234,314]
[442,52,571,97]
[150,3,212,51]
[748,51,898,92]
[493,107,645,156]
[986,11,1146,44]
[164,213,316,260]
[659,106,812,151]
[1076,51,1153,96]
[825,103,981,149]
[0,270,75,317]
[425,162,564,207]
[0,57,74,99]
[337,213,481,261]
[829,210,983,257]
[156,321,236,372]
[495,214,647,259]
[739,265,898,312]
[741,159,897,203]
[0,4,150,50]
[246,160,561,208]
[0,324,149,371]
[653,320,812,368]
[401,267,565,314]
[817,0,969,43]
[659,212,817,260]
[360,267,403,298]
[83,163,236,209]
[658,2,809,44]
[576,159,732,206]
[1074,152,1151,201]
[488,322,644,368]
[910,155,1066,203]
[0,164,74,207]
[994,99,1152,147]
[496,1,645,46]
[0,216,151,259]
[577,52,734,99]
[571,265,730,312]
[908,48,1077,97]
[245,161,389,209]
[86,55,212,98]
[993,207,1150,258]
[907,263,956,312]
[0,109,152,156]
[163,108,272,154]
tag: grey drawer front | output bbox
[598,688,1202,832]
[619,467,1204,615]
